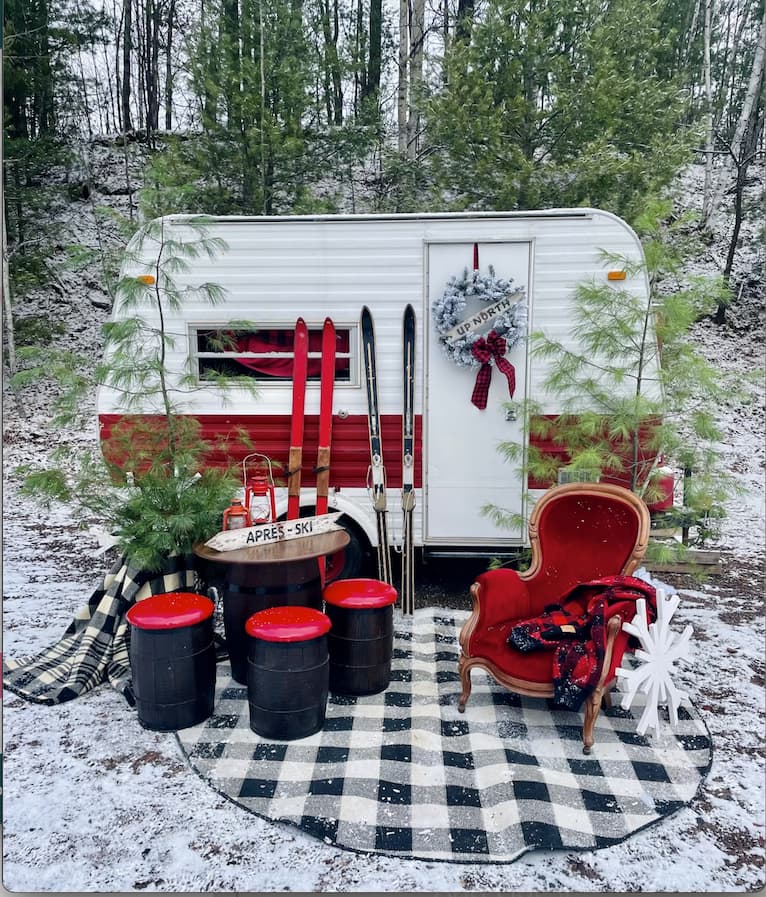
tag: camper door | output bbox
[425,241,531,545]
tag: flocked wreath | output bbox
[432,266,527,409]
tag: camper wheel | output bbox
[298,509,369,583]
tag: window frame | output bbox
[189,321,360,388]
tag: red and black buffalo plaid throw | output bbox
[507,576,657,711]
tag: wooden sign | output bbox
[443,290,525,343]
[204,512,343,552]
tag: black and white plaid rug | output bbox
[176,608,712,864]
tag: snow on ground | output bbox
[2,158,765,891]
[2,475,764,892]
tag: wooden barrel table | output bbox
[193,529,350,684]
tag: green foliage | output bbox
[115,467,238,571]
[101,416,240,571]
[100,216,257,421]
[17,467,72,503]
[3,136,69,295]
[139,115,384,219]
[160,0,314,215]
[489,201,739,549]
[6,251,46,296]
[19,437,240,573]
[83,204,140,300]
[14,315,66,348]
[368,146,436,213]
[3,0,57,140]
[18,218,255,567]
[139,137,231,218]
[10,345,93,425]
[424,0,694,221]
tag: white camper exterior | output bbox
[98,209,658,570]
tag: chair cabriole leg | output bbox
[581,685,604,754]
[458,655,472,713]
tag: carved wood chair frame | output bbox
[457,482,651,753]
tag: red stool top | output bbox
[245,606,331,642]
[126,592,214,630]
[323,578,398,609]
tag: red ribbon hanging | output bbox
[470,330,516,410]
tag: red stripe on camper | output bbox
[528,415,661,492]
[98,413,423,489]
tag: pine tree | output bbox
[488,201,738,556]
[151,0,316,215]
[16,218,257,570]
[424,0,694,222]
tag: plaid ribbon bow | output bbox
[470,329,516,410]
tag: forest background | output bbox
[2,3,765,891]
[3,0,765,347]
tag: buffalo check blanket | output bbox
[2,554,197,705]
[177,608,712,864]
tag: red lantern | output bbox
[223,497,251,530]
[242,453,277,525]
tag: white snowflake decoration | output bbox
[615,589,694,738]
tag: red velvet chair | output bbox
[458,482,651,752]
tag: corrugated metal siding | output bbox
[101,209,656,420]
[99,412,423,488]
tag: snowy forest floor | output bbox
[1,152,764,892]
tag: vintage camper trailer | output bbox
[97,210,666,577]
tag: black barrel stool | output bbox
[322,578,398,696]
[126,592,216,731]
[245,605,331,740]
[193,529,349,685]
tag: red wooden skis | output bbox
[287,317,308,520]
[315,317,336,581]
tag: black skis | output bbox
[401,304,416,614]
[361,306,393,586]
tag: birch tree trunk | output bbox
[705,6,766,226]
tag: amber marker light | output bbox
[607,270,627,281]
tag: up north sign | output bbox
[443,291,526,343]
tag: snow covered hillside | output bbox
[2,149,764,891]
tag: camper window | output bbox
[193,326,353,383]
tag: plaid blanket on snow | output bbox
[2,554,197,705]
